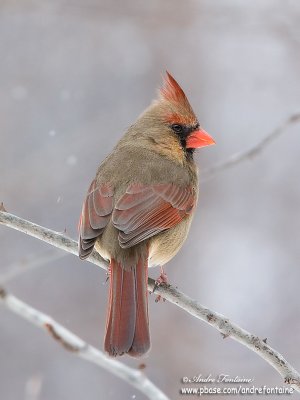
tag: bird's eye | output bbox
[171,124,183,134]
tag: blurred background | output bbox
[1,0,300,399]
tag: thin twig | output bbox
[0,287,169,400]
[201,112,300,182]
[0,250,66,284]
[0,210,300,392]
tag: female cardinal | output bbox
[78,72,215,357]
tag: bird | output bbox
[78,72,215,357]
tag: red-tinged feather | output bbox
[160,71,187,104]
[128,256,150,356]
[114,198,167,231]
[104,259,136,356]
[119,228,162,248]
[159,72,198,126]
[93,188,113,216]
[112,183,195,249]
[116,189,157,211]
[78,180,114,259]
[88,195,109,230]
[126,184,151,195]
[105,263,113,337]
[99,184,114,197]
[81,200,99,239]
[164,112,191,125]
[104,256,150,357]
[167,187,190,209]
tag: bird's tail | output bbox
[104,256,150,357]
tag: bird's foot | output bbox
[153,268,168,303]
[155,269,168,286]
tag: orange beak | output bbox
[186,128,216,149]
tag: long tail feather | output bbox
[104,257,150,357]
[128,257,150,356]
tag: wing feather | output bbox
[78,180,114,259]
[113,183,195,249]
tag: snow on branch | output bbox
[1,209,300,392]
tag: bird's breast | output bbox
[148,214,193,267]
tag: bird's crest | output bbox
[160,71,188,104]
[159,71,197,125]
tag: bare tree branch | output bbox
[0,208,107,269]
[1,209,300,392]
[0,287,169,400]
[201,112,300,182]
[0,250,66,284]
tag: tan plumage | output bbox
[79,72,215,356]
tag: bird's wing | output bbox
[78,180,114,259]
[112,183,195,248]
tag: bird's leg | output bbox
[153,266,168,302]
